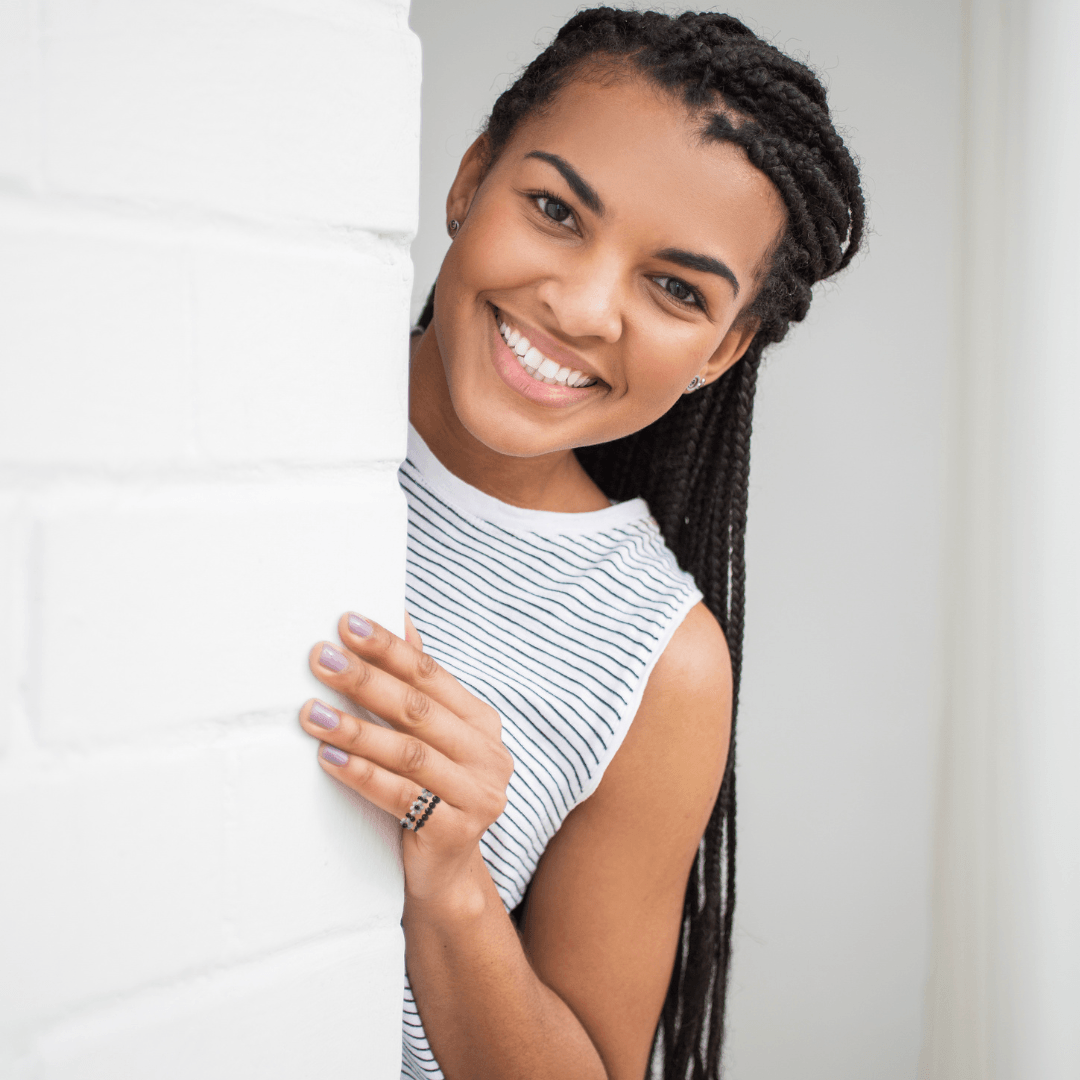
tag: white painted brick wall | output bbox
[0,1,419,1076]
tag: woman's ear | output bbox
[698,317,760,386]
[445,136,489,228]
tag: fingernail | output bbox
[321,745,349,766]
[348,613,374,638]
[318,644,348,673]
[309,700,339,730]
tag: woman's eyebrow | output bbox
[656,247,740,298]
[525,151,605,216]
[522,152,739,297]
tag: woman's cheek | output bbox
[623,328,709,413]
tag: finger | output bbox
[299,699,472,806]
[404,612,423,650]
[316,741,455,832]
[310,641,480,762]
[338,612,499,732]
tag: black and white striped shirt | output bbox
[399,426,702,1080]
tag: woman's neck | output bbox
[408,328,611,513]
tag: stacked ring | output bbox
[401,789,440,831]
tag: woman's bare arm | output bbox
[520,602,731,1078]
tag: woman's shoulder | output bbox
[646,600,732,741]
[586,600,732,816]
[629,600,732,793]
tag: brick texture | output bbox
[32,475,406,745]
[41,0,420,232]
[27,930,404,1080]
[0,1,417,1074]
[0,224,193,466]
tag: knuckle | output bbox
[482,790,508,822]
[346,723,367,755]
[399,736,428,775]
[499,748,515,783]
[484,741,515,782]
[402,687,432,726]
[367,622,394,657]
[349,661,374,692]
[414,650,441,684]
[351,757,376,787]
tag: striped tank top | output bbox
[398,426,702,1080]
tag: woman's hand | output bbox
[299,612,515,903]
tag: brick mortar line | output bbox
[0,459,407,490]
[19,921,404,1055]
[0,183,417,257]
[0,710,334,773]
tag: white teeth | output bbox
[497,315,597,390]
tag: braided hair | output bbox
[418,9,864,1077]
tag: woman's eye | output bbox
[535,196,575,228]
[654,276,701,308]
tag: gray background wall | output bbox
[409,3,959,1077]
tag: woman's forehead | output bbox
[499,75,786,272]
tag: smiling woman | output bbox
[298,8,863,1080]
[420,77,785,467]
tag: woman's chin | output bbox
[441,360,580,460]
[455,403,575,459]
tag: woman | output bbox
[299,9,864,1079]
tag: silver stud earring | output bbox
[448,219,460,237]
[685,375,705,393]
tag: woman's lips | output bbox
[488,308,597,408]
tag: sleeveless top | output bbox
[398,426,702,1080]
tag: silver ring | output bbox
[401,789,440,831]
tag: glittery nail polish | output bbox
[321,746,348,766]
[348,613,374,638]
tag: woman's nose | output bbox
[536,250,625,344]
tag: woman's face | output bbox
[432,73,786,458]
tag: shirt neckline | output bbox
[405,424,653,537]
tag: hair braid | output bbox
[420,9,864,1076]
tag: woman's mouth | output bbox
[496,319,598,388]
[487,307,601,408]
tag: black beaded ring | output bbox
[400,789,440,832]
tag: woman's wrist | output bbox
[403,846,494,926]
